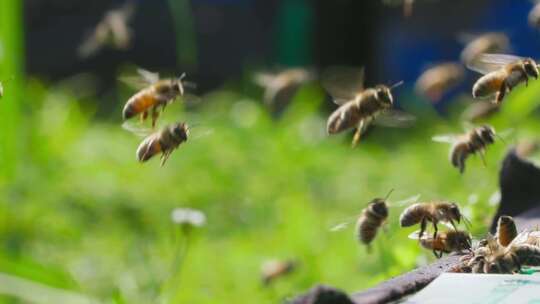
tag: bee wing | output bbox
[137,68,160,84]
[390,194,421,207]
[432,134,459,144]
[321,66,364,102]
[467,53,524,75]
[373,110,416,128]
[329,222,351,232]
[122,122,153,137]
[408,230,429,240]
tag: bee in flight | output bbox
[461,101,500,123]
[467,54,539,105]
[322,67,414,147]
[122,69,191,128]
[415,62,465,103]
[459,32,509,66]
[529,2,540,30]
[433,125,505,173]
[400,200,468,240]
[409,229,471,258]
[253,68,315,117]
[123,121,190,167]
[495,215,518,247]
[78,1,136,58]
[260,259,296,286]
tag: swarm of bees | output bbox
[454,216,540,274]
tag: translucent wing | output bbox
[467,53,523,75]
[408,230,428,240]
[329,222,351,232]
[390,194,421,207]
[373,110,416,128]
[321,66,365,102]
[122,122,152,137]
[432,134,459,144]
[137,68,160,84]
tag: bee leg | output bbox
[366,244,372,254]
[495,83,508,104]
[160,151,171,167]
[432,222,438,240]
[478,149,487,167]
[419,217,427,240]
[351,120,365,148]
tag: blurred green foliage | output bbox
[4,1,540,303]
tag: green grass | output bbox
[2,74,540,303]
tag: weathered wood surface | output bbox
[292,149,540,304]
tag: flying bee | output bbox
[409,229,471,258]
[124,122,190,167]
[433,125,506,174]
[467,54,539,105]
[496,215,518,247]
[260,259,296,286]
[459,32,510,65]
[322,67,414,147]
[254,68,315,117]
[529,2,540,29]
[121,69,191,128]
[399,201,468,240]
[78,1,136,58]
[415,62,465,103]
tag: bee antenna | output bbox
[462,215,472,230]
[384,189,395,200]
[390,80,404,90]
[495,133,507,144]
[178,72,187,81]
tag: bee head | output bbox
[370,199,389,217]
[523,58,539,79]
[478,125,496,144]
[172,122,189,141]
[448,202,462,223]
[375,85,393,108]
[498,215,513,226]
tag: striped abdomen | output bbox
[472,71,505,98]
[399,203,430,227]
[356,208,387,245]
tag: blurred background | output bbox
[2,0,540,303]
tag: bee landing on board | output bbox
[322,67,414,147]
[399,201,468,241]
[123,122,190,167]
[414,62,465,103]
[467,54,539,105]
[433,125,504,174]
[459,32,510,66]
[122,69,191,128]
[409,229,472,258]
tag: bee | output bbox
[78,1,136,58]
[496,215,518,247]
[355,190,395,250]
[122,69,188,128]
[260,259,296,286]
[516,139,540,159]
[399,201,466,240]
[254,68,314,116]
[409,229,471,258]
[468,54,539,105]
[483,242,540,274]
[529,2,540,29]
[461,101,500,123]
[433,125,502,174]
[459,33,510,65]
[415,62,465,103]
[322,67,412,147]
[134,122,189,166]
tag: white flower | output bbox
[171,208,206,227]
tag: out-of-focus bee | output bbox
[516,139,540,159]
[415,62,465,103]
[254,68,315,117]
[433,125,501,174]
[409,229,471,258]
[529,2,540,29]
[78,1,136,58]
[459,33,510,65]
[355,190,394,250]
[322,67,413,147]
[461,101,500,123]
[467,54,539,105]
[122,69,189,128]
[260,259,296,286]
[129,122,189,167]
[400,201,467,240]
[496,215,518,247]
